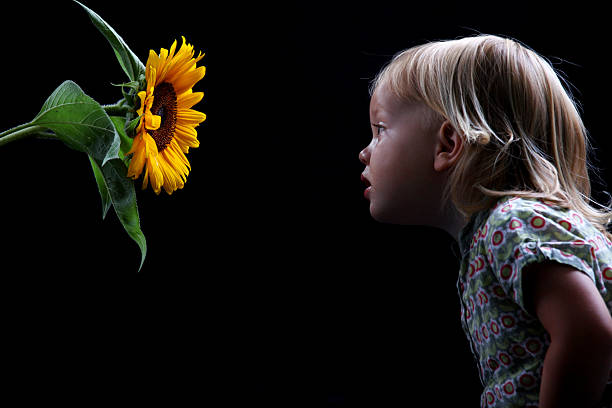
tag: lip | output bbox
[361,173,370,185]
[361,173,371,199]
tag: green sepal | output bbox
[110,81,141,106]
[109,116,134,159]
[111,80,140,91]
[124,116,142,140]
[74,0,145,82]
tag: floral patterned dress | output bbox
[457,196,612,407]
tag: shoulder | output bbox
[482,196,612,290]
[487,196,571,224]
[484,196,591,242]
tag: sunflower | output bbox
[127,37,206,194]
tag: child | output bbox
[359,34,612,407]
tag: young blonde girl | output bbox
[359,34,612,407]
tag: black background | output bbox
[2,1,611,405]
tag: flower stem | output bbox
[0,123,46,147]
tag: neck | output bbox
[438,202,468,243]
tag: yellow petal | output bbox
[170,140,191,171]
[143,132,158,159]
[146,157,163,194]
[145,111,161,131]
[169,39,178,59]
[174,124,200,152]
[155,48,169,84]
[163,142,190,181]
[146,49,160,71]
[127,133,142,156]
[164,46,202,86]
[177,92,204,110]
[159,159,179,194]
[164,57,197,85]
[126,135,146,178]
[142,163,150,190]
[141,133,162,194]
[174,66,206,95]
[177,109,206,126]
[175,123,197,137]
[146,66,157,91]
[136,91,147,116]
[157,40,179,84]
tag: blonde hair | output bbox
[371,34,612,240]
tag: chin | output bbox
[370,201,431,226]
[370,202,406,225]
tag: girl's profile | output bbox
[360,34,612,407]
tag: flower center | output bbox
[150,82,177,152]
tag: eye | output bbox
[372,123,385,136]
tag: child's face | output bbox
[360,84,447,225]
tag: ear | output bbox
[433,121,463,172]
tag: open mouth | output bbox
[361,173,372,199]
[361,173,371,187]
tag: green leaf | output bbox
[32,80,120,166]
[89,155,112,219]
[30,80,146,271]
[91,157,147,271]
[74,0,145,82]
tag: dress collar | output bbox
[457,196,512,257]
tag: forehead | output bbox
[370,84,417,120]
[370,84,443,132]
[370,85,394,117]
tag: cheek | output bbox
[369,140,436,221]
[371,141,420,192]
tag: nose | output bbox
[359,146,369,165]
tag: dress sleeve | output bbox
[486,199,605,314]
